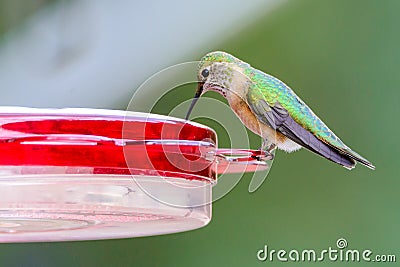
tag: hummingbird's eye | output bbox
[201,68,209,78]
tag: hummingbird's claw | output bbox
[251,150,274,161]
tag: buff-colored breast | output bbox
[225,90,288,146]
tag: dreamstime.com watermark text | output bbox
[257,238,396,263]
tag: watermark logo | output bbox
[257,238,396,263]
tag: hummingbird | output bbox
[185,51,374,170]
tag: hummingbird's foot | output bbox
[251,150,274,161]
[251,144,276,161]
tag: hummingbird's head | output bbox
[185,51,249,120]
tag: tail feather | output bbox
[328,145,375,170]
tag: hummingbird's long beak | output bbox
[185,82,204,120]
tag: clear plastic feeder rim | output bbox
[0,107,266,242]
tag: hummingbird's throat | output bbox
[185,82,227,120]
[204,83,227,98]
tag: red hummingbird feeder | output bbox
[0,107,267,242]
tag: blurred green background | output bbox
[0,0,399,266]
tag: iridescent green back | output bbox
[245,66,348,150]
